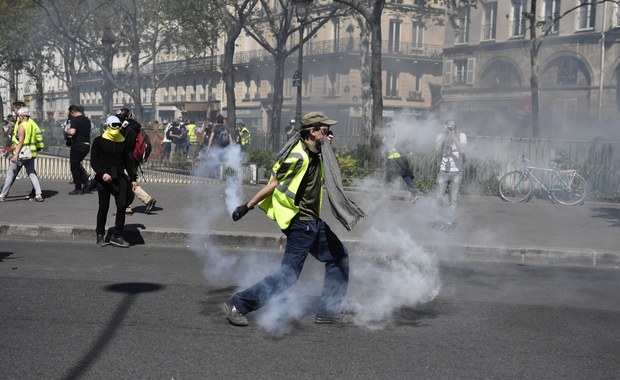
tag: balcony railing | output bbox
[136,38,443,76]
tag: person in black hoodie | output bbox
[115,107,156,215]
[90,115,137,247]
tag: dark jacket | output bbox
[90,135,136,182]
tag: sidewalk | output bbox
[1,180,619,267]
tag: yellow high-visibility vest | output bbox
[259,140,324,230]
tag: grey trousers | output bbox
[1,158,42,197]
[436,171,462,223]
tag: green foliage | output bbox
[245,149,275,172]
[413,175,436,194]
[335,145,373,186]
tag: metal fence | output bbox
[0,155,262,185]
[2,136,618,197]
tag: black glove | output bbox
[232,204,252,221]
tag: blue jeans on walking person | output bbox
[232,218,349,317]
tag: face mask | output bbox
[102,126,125,142]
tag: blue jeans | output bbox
[232,218,349,316]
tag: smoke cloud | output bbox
[188,140,442,335]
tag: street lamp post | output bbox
[293,0,313,130]
[10,56,23,103]
[101,30,116,116]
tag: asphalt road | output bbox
[1,239,619,379]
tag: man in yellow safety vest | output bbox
[224,111,353,327]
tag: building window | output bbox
[456,7,470,44]
[386,70,399,97]
[324,70,340,96]
[444,58,476,86]
[412,22,425,50]
[483,2,497,40]
[388,0,403,3]
[480,60,523,88]
[244,75,251,99]
[511,0,527,37]
[577,0,596,30]
[302,74,312,97]
[454,59,468,84]
[332,18,340,47]
[543,0,561,34]
[388,19,401,53]
[556,58,580,85]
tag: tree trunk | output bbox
[222,37,237,132]
[271,53,287,150]
[369,7,384,168]
[357,15,372,146]
[35,62,44,121]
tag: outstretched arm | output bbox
[247,176,277,208]
[232,176,278,221]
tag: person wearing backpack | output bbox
[116,108,157,215]
[207,114,232,150]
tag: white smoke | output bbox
[188,138,442,334]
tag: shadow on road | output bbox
[591,207,620,228]
[0,252,13,262]
[62,282,165,380]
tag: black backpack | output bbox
[215,124,230,147]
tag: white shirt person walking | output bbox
[433,119,467,233]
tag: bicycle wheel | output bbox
[551,173,587,206]
[498,171,532,202]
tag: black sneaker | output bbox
[109,235,130,248]
[96,234,107,247]
[145,199,156,214]
[68,188,82,195]
[314,313,354,325]
[223,300,248,326]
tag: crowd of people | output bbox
[158,115,251,161]
[1,104,466,247]
[1,103,159,247]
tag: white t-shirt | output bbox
[436,132,467,172]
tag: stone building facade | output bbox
[441,1,620,140]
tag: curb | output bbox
[2,224,619,268]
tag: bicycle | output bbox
[498,155,587,206]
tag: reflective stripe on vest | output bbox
[387,147,401,159]
[259,141,323,230]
